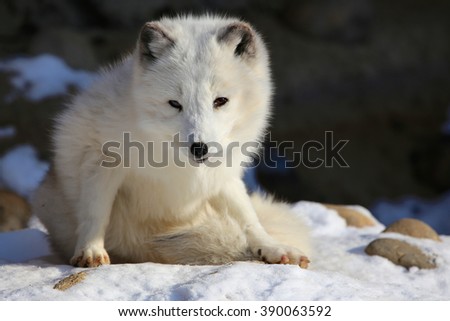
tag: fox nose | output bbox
[190,142,208,159]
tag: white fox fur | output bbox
[33,15,311,268]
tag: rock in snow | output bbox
[383,218,441,242]
[324,204,377,228]
[365,238,436,270]
[0,190,31,232]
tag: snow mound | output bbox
[0,145,49,197]
[1,203,449,300]
[0,54,95,101]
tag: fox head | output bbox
[131,16,272,168]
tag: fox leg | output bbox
[216,179,310,268]
[70,166,124,267]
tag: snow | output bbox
[243,166,261,193]
[1,203,449,300]
[0,126,16,139]
[0,229,52,263]
[0,54,95,101]
[372,192,450,235]
[0,145,49,197]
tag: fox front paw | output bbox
[70,246,110,267]
[256,244,310,269]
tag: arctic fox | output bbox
[33,15,311,268]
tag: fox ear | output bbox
[218,22,257,59]
[139,22,174,61]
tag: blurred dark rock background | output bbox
[1,0,449,208]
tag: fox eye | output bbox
[213,97,228,109]
[168,100,182,111]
